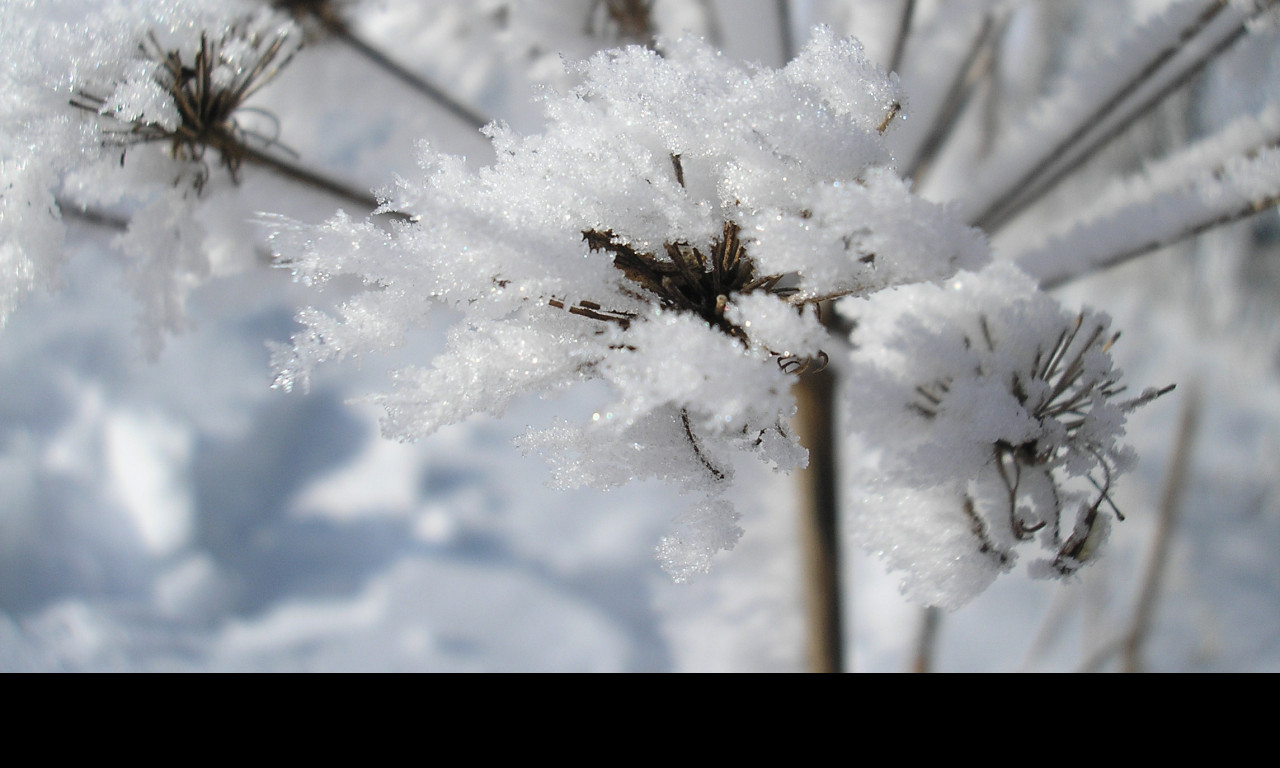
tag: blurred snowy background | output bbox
[2,0,1279,671]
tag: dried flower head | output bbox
[578,160,828,375]
[270,30,986,578]
[71,12,301,191]
[846,263,1173,607]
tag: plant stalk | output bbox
[795,364,844,673]
[1121,385,1200,673]
[317,15,491,131]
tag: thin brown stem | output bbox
[888,0,916,75]
[910,606,941,673]
[239,143,412,220]
[794,339,843,673]
[1121,386,1200,673]
[56,199,129,231]
[903,11,1001,184]
[681,408,727,482]
[318,15,491,131]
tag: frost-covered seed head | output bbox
[270,29,983,581]
[846,264,1173,606]
[581,212,827,374]
[71,15,300,191]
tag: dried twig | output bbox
[910,606,941,673]
[55,199,129,232]
[971,0,1250,231]
[1121,385,1200,673]
[238,143,412,219]
[276,0,490,130]
[903,10,1003,184]
[888,0,916,75]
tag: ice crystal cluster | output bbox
[844,264,1173,608]
[0,0,299,352]
[2,0,1206,610]
[268,28,1109,587]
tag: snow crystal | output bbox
[272,27,986,574]
[843,263,1170,607]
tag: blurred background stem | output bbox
[1122,384,1200,672]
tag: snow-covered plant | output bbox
[4,0,1278,625]
[0,0,317,353]
[264,24,1173,593]
[843,264,1174,608]
[70,10,301,191]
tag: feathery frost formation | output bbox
[843,264,1172,608]
[272,29,1071,587]
[0,0,298,352]
[1,0,1191,609]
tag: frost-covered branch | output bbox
[966,0,1274,231]
[1018,105,1280,288]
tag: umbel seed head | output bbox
[71,14,300,191]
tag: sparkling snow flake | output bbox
[272,28,988,578]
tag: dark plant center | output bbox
[582,221,789,342]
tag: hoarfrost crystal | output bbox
[271,28,988,580]
[0,0,301,352]
[844,264,1172,609]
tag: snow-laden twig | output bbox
[1018,104,1280,288]
[964,0,1272,231]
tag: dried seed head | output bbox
[910,309,1174,573]
[71,14,301,191]
[578,221,826,374]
